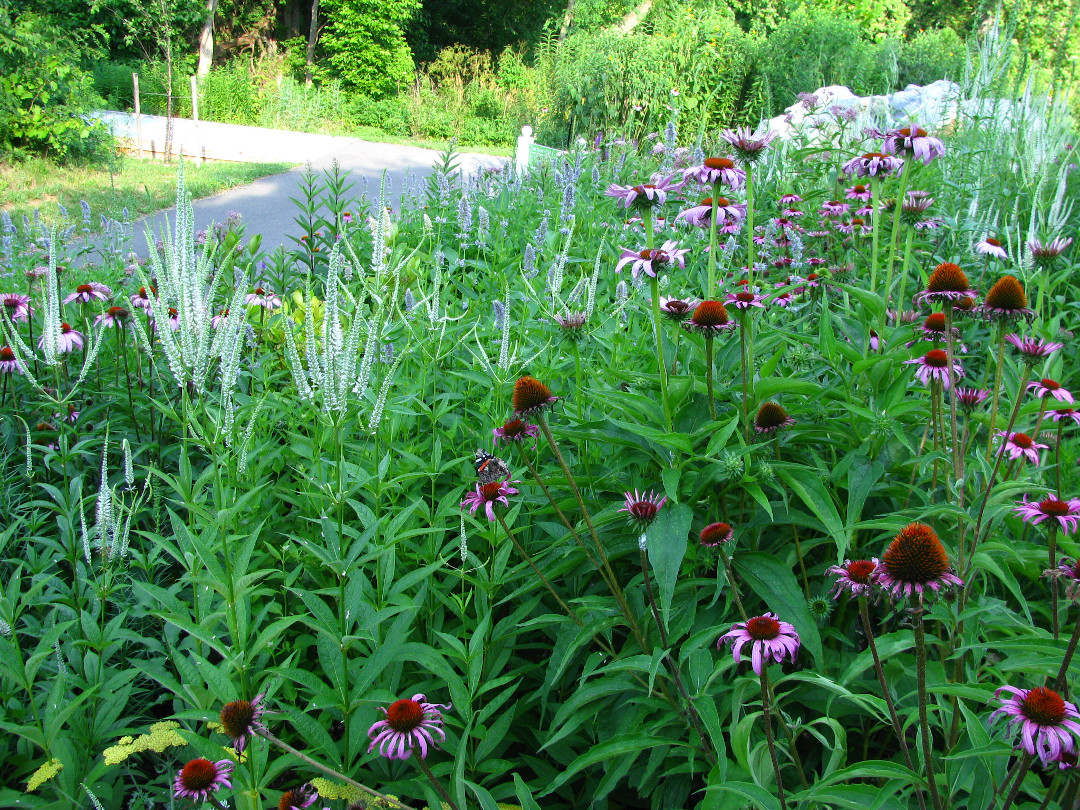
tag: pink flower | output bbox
[904,349,964,389]
[219,693,267,754]
[975,237,1008,260]
[245,287,282,309]
[882,124,945,164]
[130,286,156,310]
[368,694,451,760]
[1029,236,1073,268]
[1051,408,1080,425]
[606,176,677,209]
[1015,495,1080,533]
[38,323,84,354]
[876,522,963,599]
[492,418,540,446]
[724,290,765,311]
[461,479,519,522]
[173,759,233,802]
[278,784,318,810]
[699,522,734,547]
[842,152,904,178]
[615,240,689,280]
[618,489,666,530]
[657,296,700,321]
[844,184,872,202]
[1006,334,1063,360]
[675,197,746,228]
[63,282,111,305]
[1,293,32,321]
[211,308,231,329]
[717,613,800,675]
[0,346,24,375]
[953,387,990,412]
[1029,378,1073,403]
[94,306,131,329]
[827,559,880,597]
[991,685,1080,766]
[682,157,746,189]
[719,126,778,161]
[683,300,737,336]
[819,201,851,217]
[996,431,1048,465]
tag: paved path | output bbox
[91,112,507,258]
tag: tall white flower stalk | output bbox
[281,243,393,415]
[131,163,249,398]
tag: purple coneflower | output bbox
[991,685,1080,766]
[461,479,519,522]
[38,323,84,354]
[980,276,1033,323]
[1,293,32,321]
[1047,559,1080,601]
[130,286,155,309]
[513,376,560,417]
[1015,495,1080,534]
[882,124,945,164]
[699,522,734,547]
[173,759,233,802]
[615,240,689,280]
[975,236,1008,260]
[1030,378,1073,403]
[277,784,318,810]
[906,312,966,350]
[682,300,736,335]
[914,262,977,307]
[94,306,130,329]
[63,282,111,305]
[657,296,699,321]
[845,184,872,202]
[675,197,746,228]
[842,152,904,178]
[1051,408,1080,425]
[211,308,231,329]
[720,126,778,161]
[245,287,281,309]
[827,559,880,597]
[876,522,962,599]
[996,431,1048,465]
[754,402,795,435]
[368,694,451,760]
[493,418,540,446]
[606,176,676,209]
[724,290,765,311]
[778,193,803,204]
[717,613,800,674]
[1029,236,1073,268]
[834,216,870,236]
[219,694,267,754]
[953,387,990,412]
[619,489,667,530]
[682,157,746,188]
[1006,334,1063,360]
[905,349,963,388]
[0,346,23,375]
[819,201,850,217]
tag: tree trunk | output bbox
[558,0,576,41]
[618,0,652,32]
[305,0,320,86]
[197,0,219,77]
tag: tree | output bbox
[319,0,421,95]
[197,0,218,75]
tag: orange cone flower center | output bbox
[1021,687,1067,725]
[386,698,425,732]
[746,616,781,640]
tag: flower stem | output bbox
[1054,608,1080,692]
[717,547,747,620]
[912,602,944,810]
[1051,524,1061,640]
[869,176,882,305]
[894,228,916,324]
[708,183,720,298]
[759,666,789,810]
[1000,753,1035,810]
[256,730,414,810]
[414,749,461,810]
[986,325,1009,459]
[745,163,756,290]
[859,597,926,810]
[649,275,673,432]
[880,169,911,330]
[495,513,580,625]
[738,316,750,442]
[705,334,716,420]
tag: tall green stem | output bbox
[650,276,673,432]
[707,183,720,298]
[704,334,716,420]
[913,602,944,810]
[744,163,756,290]
[759,666,788,810]
[881,168,911,329]
[985,325,1009,459]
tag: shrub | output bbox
[898,27,968,86]
[349,94,412,137]
[319,0,421,96]
[197,59,263,126]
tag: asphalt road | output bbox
[90,112,508,258]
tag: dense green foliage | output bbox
[1,64,1078,808]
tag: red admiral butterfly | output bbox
[475,449,511,484]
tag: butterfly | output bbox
[474,449,511,484]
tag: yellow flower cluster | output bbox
[309,778,523,810]
[102,721,188,765]
[26,758,63,791]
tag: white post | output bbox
[516,125,535,175]
[133,73,143,159]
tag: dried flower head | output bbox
[754,402,795,435]
[915,262,976,307]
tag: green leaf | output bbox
[646,502,692,624]
[536,734,666,796]
[705,780,781,810]
[775,463,848,561]
[732,552,823,666]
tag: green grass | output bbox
[0,154,293,233]
[347,126,514,156]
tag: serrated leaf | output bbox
[646,502,692,624]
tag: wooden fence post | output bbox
[133,72,143,159]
